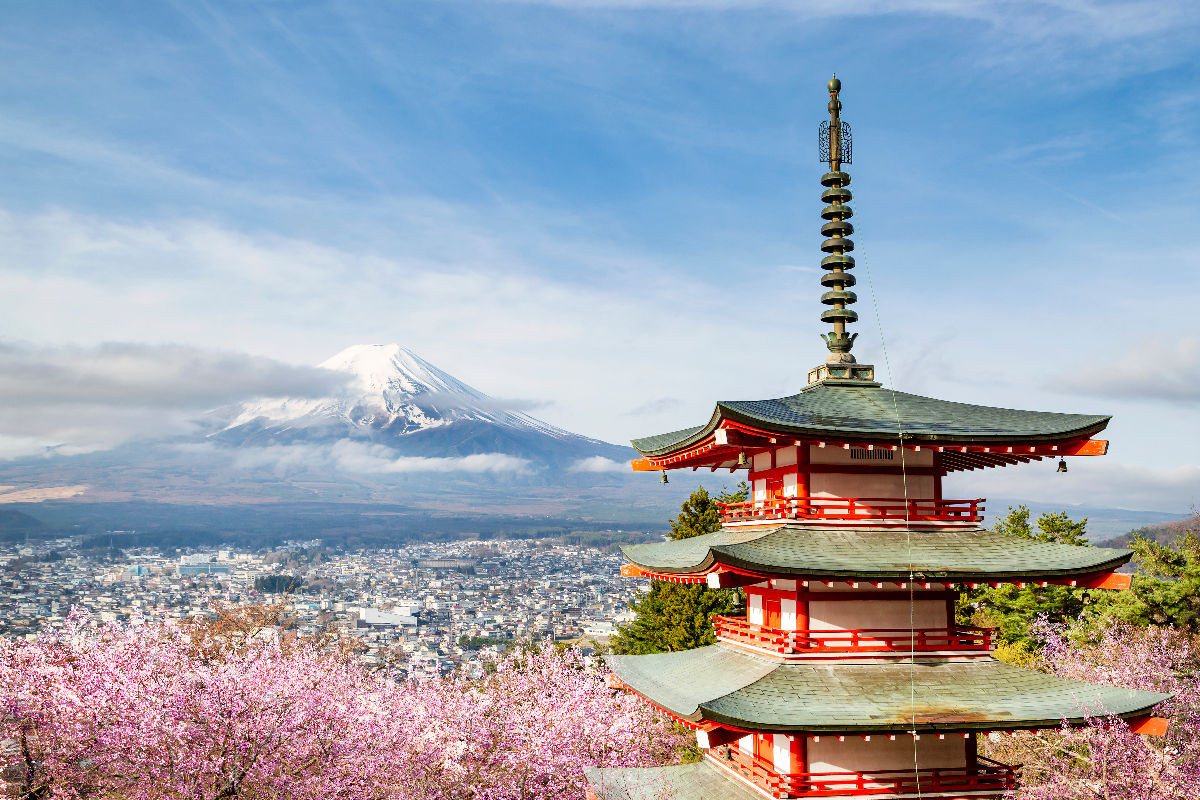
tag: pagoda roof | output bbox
[609,645,1169,734]
[631,383,1110,458]
[586,762,762,800]
[620,524,1131,580]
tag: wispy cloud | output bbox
[232,440,531,475]
[625,398,685,416]
[1053,337,1200,404]
[0,341,347,458]
[948,458,1200,514]
[568,456,628,473]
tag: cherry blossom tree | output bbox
[0,613,686,800]
[986,620,1200,800]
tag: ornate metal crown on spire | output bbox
[808,75,876,386]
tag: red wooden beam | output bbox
[1079,572,1132,590]
[1062,439,1108,456]
[1129,716,1169,736]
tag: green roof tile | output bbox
[631,384,1110,457]
[620,525,1131,580]
[585,762,763,800]
[609,645,1169,733]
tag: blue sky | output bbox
[1,1,1198,511]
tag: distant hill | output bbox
[0,508,47,539]
[982,499,1194,542]
[1094,514,1200,550]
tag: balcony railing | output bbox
[717,746,1016,798]
[718,497,984,525]
[712,616,995,655]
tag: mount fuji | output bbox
[210,344,632,470]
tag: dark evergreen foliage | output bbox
[254,574,303,593]
[611,483,748,655]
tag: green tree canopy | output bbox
[957,505,1095,649]
[1095,527,1200,631]
[611,483,748,655]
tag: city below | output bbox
[1,536,644,678]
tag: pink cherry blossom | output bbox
[0,613,685,799]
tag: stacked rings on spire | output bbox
[819,170,857,325]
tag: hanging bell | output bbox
[737,450,748,467]
[1056,458,1068,473]
[660,470,669,484]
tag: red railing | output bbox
[712,616,994,655]
[719,497,984,525]
[718,746,1015,797]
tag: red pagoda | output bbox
[585,78,1170,800]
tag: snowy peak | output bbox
[217,344,581,444]
[319,344,486,403]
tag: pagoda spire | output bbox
[818,75,858,365]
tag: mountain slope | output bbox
[211,344,631,469]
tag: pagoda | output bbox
[585,78,1170,800]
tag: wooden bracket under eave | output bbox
[620,563,649,578]
[630,458,657,472]
[696,726,743,749]
[707,569,768,589]
[1129,716,1169,736]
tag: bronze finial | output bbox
[818,75,857,364]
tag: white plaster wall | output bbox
[753,452,772,471]
[807,735,966,774]
[773,734,793,773]
[809,447,934,467]
[739,735,754,755]
[783,472,798,497]
[776,446,798,467]
[808,598,947,631]
[753,479,767,502]
[809,472,935,501]
[747,593,764,625]
[780,598,797,630]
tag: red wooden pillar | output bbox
[797,445,810,498]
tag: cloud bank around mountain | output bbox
[231,441,531,476]
[0,342,348,458]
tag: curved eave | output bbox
[610,646,1170,735]
[630,387,1111,460]
[620,525,1133,580]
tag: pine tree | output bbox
[957,505,1094,650]
[611,483,748,654]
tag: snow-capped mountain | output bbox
[212,344,630,469]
